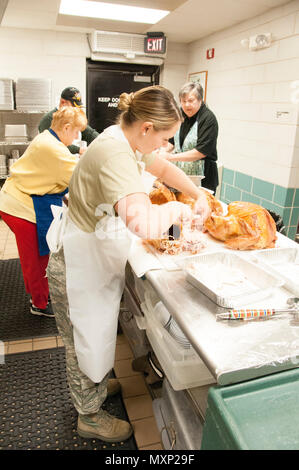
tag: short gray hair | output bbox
[179,82,203,101]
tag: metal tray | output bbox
[253,247,299,296]
[177,251,283,308]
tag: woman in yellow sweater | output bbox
[0,107,87,317]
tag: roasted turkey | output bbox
[146,180,214,255]
[148,181,277,252]
[204,201,277,250]
[149,179,223,215]
[149,179,177,205]
[175,190,223,215]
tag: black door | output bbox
[86,60,160,133]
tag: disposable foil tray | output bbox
[177,251,283,308]
[253,247,299,296]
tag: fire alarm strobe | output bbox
[249,33,272,50]
[206,48,215,59]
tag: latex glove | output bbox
[192,192,211,226]
[163,201,192,228]
[177,202,193,225]
[79,141,87,155]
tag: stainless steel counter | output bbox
[145,243,299,386]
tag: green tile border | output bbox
[273,186,295,207]
[252,178,274,201]
[224,184,242,202]
[222,168,234,185]
[261,200,284,217]
[282,208,292,227]
[219,168,298,240]
[235,172,252,192]
[287,226,297,240]
[290,207,299,227]
[241,192,261,205]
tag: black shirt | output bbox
[170,103,219,193]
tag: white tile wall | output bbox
[0,27,88,108]
[187,0,299,189]
[160,42,189,100]
[0,26,187,111]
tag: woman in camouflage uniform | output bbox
[47,86,210,443]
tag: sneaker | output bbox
[77,410,133,442]
[30,302,55,318]
[107,378,121,397]
[30,295,51,305]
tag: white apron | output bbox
[63,214,133,383]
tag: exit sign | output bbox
[144,34,166,54]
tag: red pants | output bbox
[0,211,49,309]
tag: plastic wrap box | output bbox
[201,368,299,450]
[153,378,204,450]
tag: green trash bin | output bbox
[201,368,299,450]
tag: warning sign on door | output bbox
[98,97,119,107]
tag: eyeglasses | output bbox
[181,96,199,105]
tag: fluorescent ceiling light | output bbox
[59,0,169,24]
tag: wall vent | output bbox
[88,30,166,64]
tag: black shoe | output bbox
[30,302,55,318]
[30,295,51,305]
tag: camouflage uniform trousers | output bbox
[46,247,109,416]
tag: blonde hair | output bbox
[118,86,182,131]
[51,106,87,132]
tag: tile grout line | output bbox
[130,415,156,423]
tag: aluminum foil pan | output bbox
[177,251,284,308]
[253,247,299,296]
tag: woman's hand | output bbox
[193,192,211,224]
[157,149,172,160]
[115,194,193,240]
[172,201,193,225]
[63,194,69,207]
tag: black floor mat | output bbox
[0,347,137,450]
[0,258,58,341]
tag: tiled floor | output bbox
[0,219,163,450]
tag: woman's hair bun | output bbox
[117,85,182,129]
[118,92,134,111]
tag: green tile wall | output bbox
[220,168,299,241]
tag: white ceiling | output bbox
[0,0,292,43]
